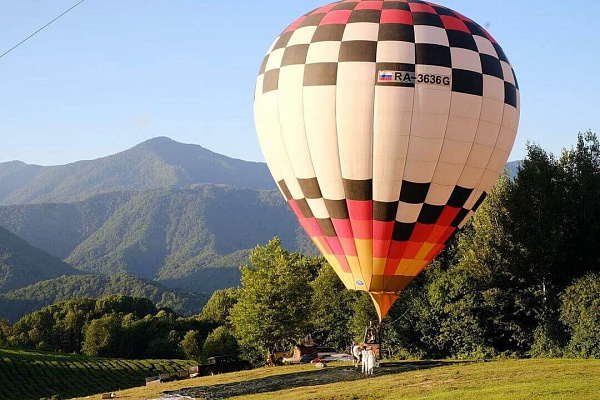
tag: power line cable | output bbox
[0,0,87,60]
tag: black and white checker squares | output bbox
[254,0,520,297]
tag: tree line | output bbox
[217,132,600,362]
[0,132,598,363]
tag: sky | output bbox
[1,0,599,166]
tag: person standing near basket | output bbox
[351,341,360,368]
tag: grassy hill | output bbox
[0,137,275,205]
[75,359,600,400]
[0,349,194,400]
[0,226,81,293]
[0,274,208,323]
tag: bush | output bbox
[560,273,600,358]
[454,345,497,361]
[529,318,566,358]
[81,315,122,357]
[200,288,237,325]
[180,330,203,361]
[145,337,178,359]
[203,326,238,360]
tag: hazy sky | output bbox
[1,0,598,165]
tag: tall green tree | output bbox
[557,132,600,281]
[202,326,239,360]
[560,273,600,358]
[446,174,536,354]
[180,330,204,361]
[200,288,238,325]
[508,143,568,316]
[506,132,600,332]
[310,262,359,349]
[81,314,123,357]
[229,238,314,364]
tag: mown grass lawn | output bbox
[78,358,600,400]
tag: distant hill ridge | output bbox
[0,137,275,205]
[1,137,522,206]
[505,160,522,179]
[0,226,82,293]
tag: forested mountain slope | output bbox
[0,137,275,205]
[0,226,81,293]
[0,185,312,293]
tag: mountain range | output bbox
[0,137,275,205]
[0,137,520,321]
[0,138,313,309]
[0,184,309,294]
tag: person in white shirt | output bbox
[361,346,369,374]
[365,347,377,376]
[351,341,361,368]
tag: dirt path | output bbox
[164,361,450,400]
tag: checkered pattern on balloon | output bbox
[254,0,520,320]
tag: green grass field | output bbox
[0,349,195,400]
[76,358,600,400]
[2,350,598,400]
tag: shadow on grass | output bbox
[165,361,457,400]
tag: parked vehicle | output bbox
[189,356,251,377]
[316,347,353,362]
[299,354,315,364]
[320,353,353,362]
[317,347,338,358]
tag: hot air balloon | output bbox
[254,0,520,321]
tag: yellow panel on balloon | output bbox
[323,254,355,290]
[373,258,387,276]
[346,255,370,290]
[384,275,413,293]
[370,263,386,292]
[395,259,415,276]
[354,239,373,280]
[404,260,429,277]
[416,243,435,260]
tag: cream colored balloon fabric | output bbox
[254,0,520,320]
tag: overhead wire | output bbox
[0,0,88,60]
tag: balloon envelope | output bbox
[254,0,520,321]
